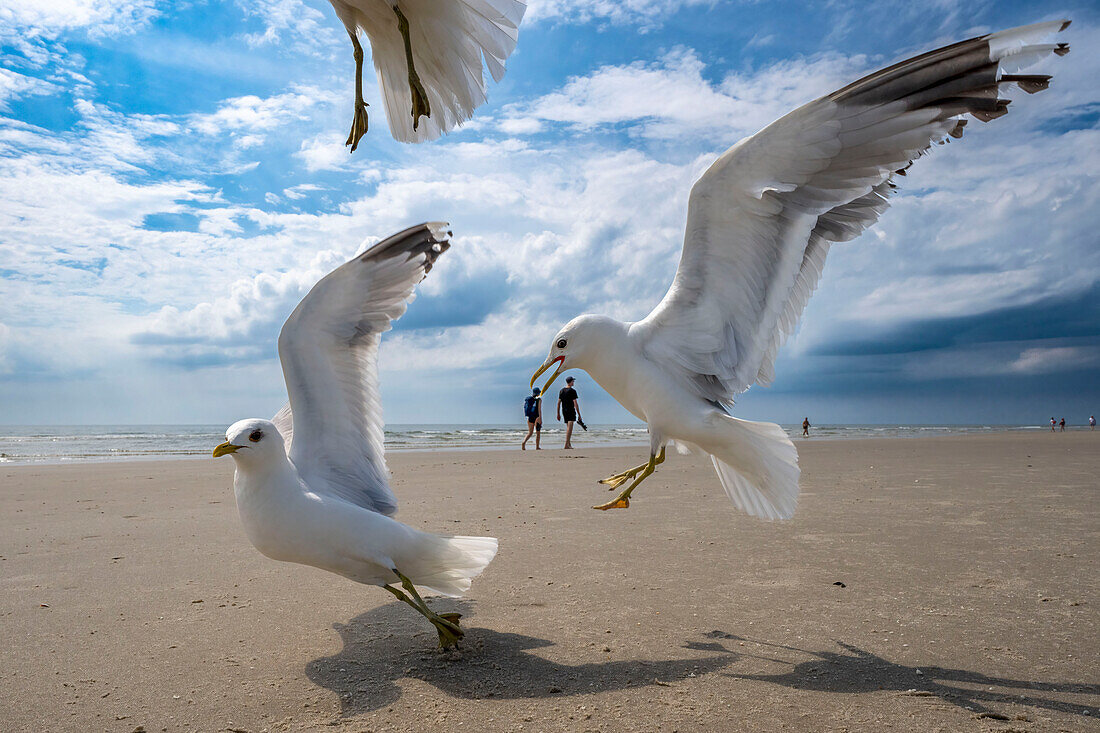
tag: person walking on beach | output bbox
[521,387,543,450]
[1090,415,1096,430]
[802,417,811,437]
[557,376,580,449]
[1051,417,1056,432]
[1060,417,1066,432]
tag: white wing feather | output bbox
[635,20,1070,404]
[275,222,452,515]
[330,0,526,143]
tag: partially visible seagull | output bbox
[214,222,497,647]
[531,20,1071,519]
[326,0,526,150]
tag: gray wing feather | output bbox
[277,222,452,515]
[636,21,1069,404]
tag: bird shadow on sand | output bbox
[306,601,738,716]
[694,632,1099,719]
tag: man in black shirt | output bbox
[557,376,580,449]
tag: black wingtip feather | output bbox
[358,222,452,275]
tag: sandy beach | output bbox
[1,432,1097,732]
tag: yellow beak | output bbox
[212,441,240,458]
[530,355,566,397]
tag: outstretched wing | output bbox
[634,20,1070,405]
[276,222,452,515]
[331,0,526,143]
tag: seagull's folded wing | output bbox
[275,222,452,516]
[634,20,1070,405]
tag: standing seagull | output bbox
[327,0,526,150]
[213,223,497,647]
[531,21,1071,520]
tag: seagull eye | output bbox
[556,338,567,349]
[248,430,264,443]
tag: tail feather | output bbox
[707,416,800,520]
[410,534,498,597]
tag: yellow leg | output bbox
[344,30,369,152]
[393,5,431,129]
[593,448,664,511]
[385,569,463,647]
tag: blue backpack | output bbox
[523,396,540,419]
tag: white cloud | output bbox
[500,47,869,142]
[236,0,338,55]
[295,132,351,172]
[525,0,712,28]
[190,87,335,136]
[0,0,161,36]
[0,69,56,111]
[1010,346,1100,374]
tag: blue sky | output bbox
[1,0,1098,426]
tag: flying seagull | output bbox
[327,0,526,150]
[531,20,1071,519]
[214,223,497,647]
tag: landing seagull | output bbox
[214,223,497,647]
[531,21,1071,519]
[327,0,526,150]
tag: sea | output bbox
[0,423,1061,465]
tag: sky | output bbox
[0,0,1097,427]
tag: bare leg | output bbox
[393,4,431,129]
[384,569,463,647]
[593,448,665,511]
[535,426,541,450]
[522,422,534,449]
[344,29,370,152]
[564,421,574,449]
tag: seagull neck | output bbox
[233,453,297,495]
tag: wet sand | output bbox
[1,432,1097,732]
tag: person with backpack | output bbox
[521,387,543,450]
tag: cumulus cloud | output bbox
[500,47,869,142]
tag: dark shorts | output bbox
[528,419,541,430]
[562,412,576,423]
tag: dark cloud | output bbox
[813,284,1100,358]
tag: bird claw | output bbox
[593,497,630,511]
[599,466,643,489]
[346,100,369,152]
[433,614,464,647]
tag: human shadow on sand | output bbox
[306,602,738,716]
[696,632,1099,719]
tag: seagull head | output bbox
[530,315,625,395]
[213,419,286,468]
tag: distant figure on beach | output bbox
[1090,415,1096,430]
[802,417,811,437]
[558,376,580,449]
[1051,417,1057,432]
[521,387,542,450]
[1060,417,1066,432]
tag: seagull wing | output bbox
[275,222,452,515]
[331,0,526,143]
[635,21,1070,404]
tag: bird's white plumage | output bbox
[219,223,497,598]
[329,0,526,142]
[541,21,1070,521]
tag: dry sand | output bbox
[1,432,1097,732]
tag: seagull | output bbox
[213,222,497,647]
[531,20,1071,520]
[327,0,526,150]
